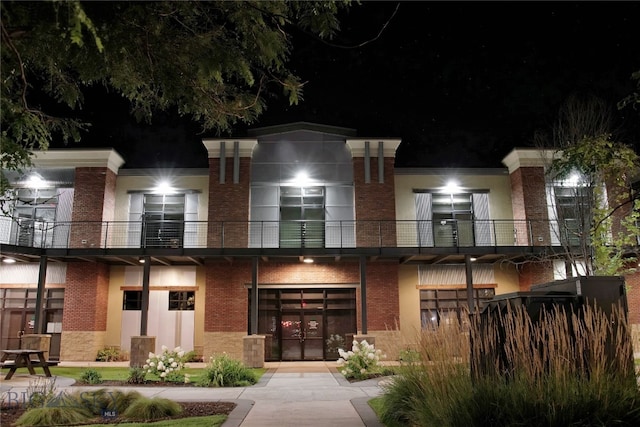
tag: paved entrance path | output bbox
[1,361,386,426]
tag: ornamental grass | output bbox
[378,302,640,426]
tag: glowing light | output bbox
[292,171,313,186]
[443,180,461,194]
[2,258,16,264]
[303,258,314,263]
[154,180,175,195]
[26,174,46,189]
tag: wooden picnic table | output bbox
[0,349,55,380]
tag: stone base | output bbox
[130,336,156,368]
[243,335,265,368]
[22,334,52,360]
[60,331,105,361]
[203,331,245,361]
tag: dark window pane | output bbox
[169,291,195,311]
[123,291,142,310]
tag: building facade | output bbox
[1,123,638,363]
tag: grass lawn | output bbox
[3,366,266,384]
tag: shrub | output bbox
[96,347,122,362]
[25,377,58,409]
[182,350,202,362]
[144,345,187,382]
[79,368,102,384]
[337,339,385,380]
[68,388,142,415]
[379,303,640,426]
[15,406,93,426]
[197,353,257,387]
[121,397,183,421]
[127,367,147,384]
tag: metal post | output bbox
[251,257,259,335]
[140,255,151,335]
[360,256,368,334]
[34,256,48,334]
[465,254,474,314]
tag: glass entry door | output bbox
[254,288,356,361]
[281,310,324,361]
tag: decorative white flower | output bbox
[160,372,167,378]
[161,345,168,351]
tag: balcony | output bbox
[0,219,579,250]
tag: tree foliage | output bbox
[542,95,640,276]
[0,0,352,193]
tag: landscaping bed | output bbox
[1,401,236,426]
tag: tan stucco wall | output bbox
[103,265,206,357]
[394,172,514,221]
[397,262,521,350]
[104,266,125,348]
[113,175,209,221]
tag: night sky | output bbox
[53,1,640,169]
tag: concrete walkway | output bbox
[1,361,386,426]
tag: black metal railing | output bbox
[0,219,589,250]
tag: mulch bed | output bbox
[1,380,236,426]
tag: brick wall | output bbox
[69,167,117,247]
[518,261,554,291]
[509,167,551,246]
[207,157,251,247]
[62,262,110,331]
[203,259,400,334]
[353,157,397,246]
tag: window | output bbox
[169,291,195,311]
[431,193,474,246]
[420,288,495,329]
[123,291,142,310]
[280,186,325,248]
[12,188,58,247]
[143,194,185,248]
[553,186,589,247]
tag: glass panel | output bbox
[123,291,142,310]
[169,291,195,311]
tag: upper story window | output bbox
[415,190,492,247]
[142,194,185,248]
[280,186,325,248]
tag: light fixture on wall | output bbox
[2,258,16,264]
[139,258,145,264]
[302,258,314,264]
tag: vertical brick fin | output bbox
[207,158,251,248]
[509,167,550,246]
[62,262,110,331]
[353,157,397,247]
[518,261,554,291]
[624,269,640,325]
[69,167,117,248]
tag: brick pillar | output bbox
[60,262,110,360]
[518,262,554,291]
[207,157,251,248]
[353,157,397,247]
[509,167,551,246]
[69,167,117,248]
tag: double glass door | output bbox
[281,310,324,360]
[254,288,356,361]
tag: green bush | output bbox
[96,346,122,362]
[182,350,202,362]
[197,353,257,387]
[337,339,385,380]
[69,388,143,415]
[79,368,103,384]
[121,397,183,421]
[127,367,147,384]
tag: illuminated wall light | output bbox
[303,258,314,264]
[26,174,46,189]
[442,180,461,194]
[154,180,176,195]
[2,258,16,264]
